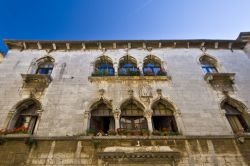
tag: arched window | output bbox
[89,99,115,134]
[143,55,166,76]
[92,56,114,76]
[120,99,147,130]
[222,102,249,133]
[36,56,54,75]
[152,99,178,132]
[199,55,218,74]
[118,55,140,76]
[8,99,41,134]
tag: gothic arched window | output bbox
[89,99,115,134]
[120,99,147,130]
[8,99,41,134]
[36,56,54,75]
[118,55,140,76]
[222,102,249,133]
[151,99,178,132]
[143,55,166,76]
[92,56,114,76]
[199,55,218,74]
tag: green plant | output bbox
[117,128,126,135]
[157,70,167,76]
[25,137,37,149]
[91,140,100,149]
[168,131,180,136]
[141,129,149,136]
[107,129,116,136]
[86,129,96,136]
[152,130,161,136]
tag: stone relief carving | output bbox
[138,84,153,106]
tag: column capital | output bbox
[83,111,91,119]
[113,109,121,119]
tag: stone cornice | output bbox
[4,39,247,50]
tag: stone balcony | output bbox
[204,73,235,91]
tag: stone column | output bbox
[114,62,118,76]
[138,62,143,76]
[113,109,121,130]
[144,110,153,133]
[33,110,43,134]
[174,110,185,135]
[83,111,91,134]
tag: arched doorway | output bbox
[151,99,178,132]
[89,99,115,134]
[8,99,41,134]
[120,99,147,130]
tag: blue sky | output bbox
[1,0,250,53]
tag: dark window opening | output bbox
[152,116,178,132]
[90,116,113,134]
[223,103,249,133]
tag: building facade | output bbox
[0,33,250,165]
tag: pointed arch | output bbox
[92,55,114,76]
[8,98,42,134]
[151,98,178,132]
[118,55,140,76]
[120,98,147,130]
[221,97,250,133]
[89,98,115,134]
[36,56,55,75]
[143,55,166,76]
[199,54,218,73]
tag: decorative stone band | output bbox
[97,146,180,161]
[88,75,171,82]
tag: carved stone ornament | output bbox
[128,89,134,98]
[99,89,105,97]
[139,84,152,98]
[112,109,121,119]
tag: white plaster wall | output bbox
[0,47,250,136]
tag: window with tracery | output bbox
[118,55,140,76]
[90,100,115,134]
[200,55,218,74]
[143,55,166,76]
[36,57,54,75]
[222,102,249,133]
[152,100,178,132]
[92,56,114,76]
[8,99,40,134]
[120,99,147,129]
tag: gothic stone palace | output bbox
[0,32,250,166]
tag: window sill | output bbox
[88,75,171,82]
